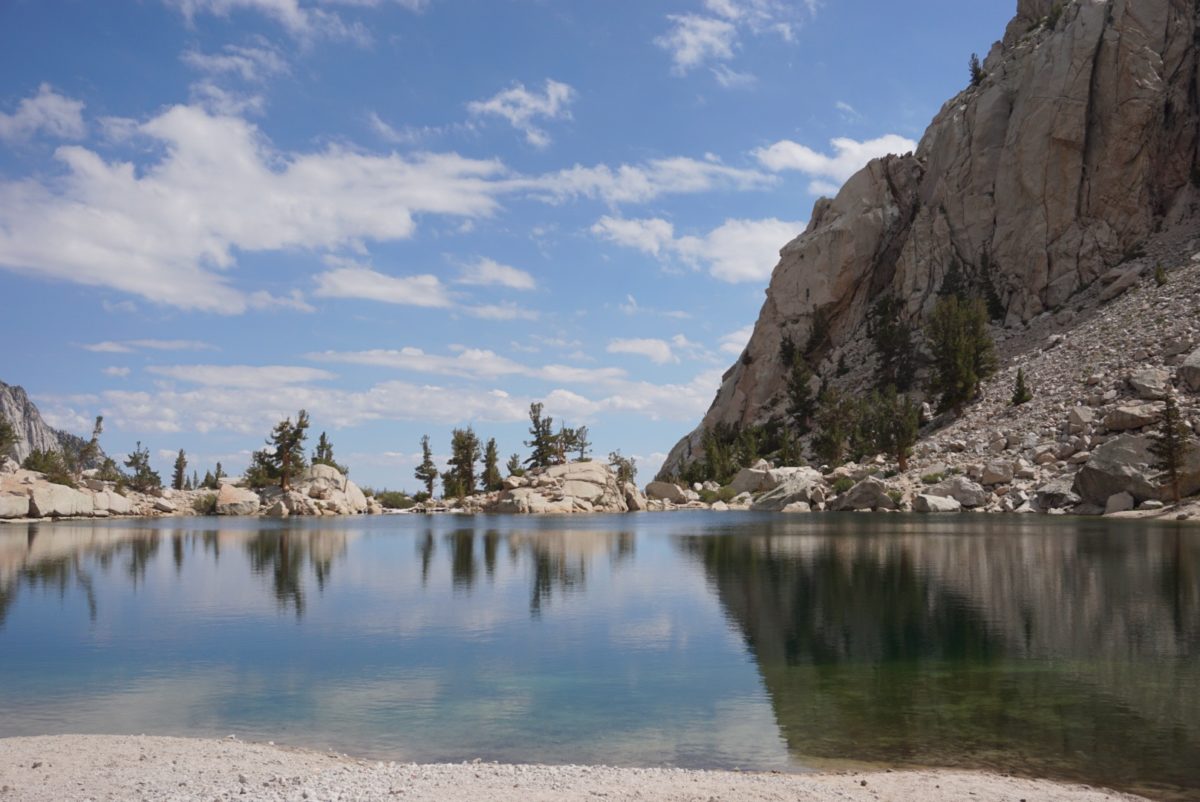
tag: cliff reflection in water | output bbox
[681,517,1200,798]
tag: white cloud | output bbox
[82,339,217,354]
[146,364,337,388]
[188,81,266,116]
[0,104,505,313]
[465,302,539,321]
[247,288,316,312]
[753,134,917,193]
[0,84,86,142]
[711,64,756,88]
[165,0,373,44]
[606,338,678,365]
[457,258,536,290]
[593,215,802,283]
[467,79,575,148]
[655,15,737,74]
[181,43,288,82]
[103,367,132,378]
[529,155,773,205]
[313,259,454,308]
[308,347,624,384]
[719,324,754,355]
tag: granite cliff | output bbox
[0,380,95,465]
[663,0,1200,476]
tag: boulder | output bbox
[502,475,527,490]
[1067,406,1095,432]
[1128,369,1171,400]
[781,501,811,513]
[623,482,648,512]
[93,491,133,515]
[1104,492,1135,515]
[344,481,369,514]
[1036,476,1081,511]
[265,499,289,518]
[751,468,825,512]
[831,477,897,512]
[0,456,18,475]
[980,461,1014,486]
[0,492,29,518]
[729,467,771,495]
[215,484,261,516]
[1181,348,1200,392]
[913,494,962,513]
[1103,404,1163,432]
[28,484,94,518]
[927,476,990,508]
[1074,434,1200,504]
[152,498,176,514]
[645,481,687,504]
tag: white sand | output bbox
[0,735,1149,802]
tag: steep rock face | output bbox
[0,380,85,464]
[663,0,1199,476]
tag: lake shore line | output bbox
[0,735,1149,801]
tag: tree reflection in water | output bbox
[680,521,1200,800]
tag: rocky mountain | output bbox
[663,0,1200,476]
[0,380,94,465]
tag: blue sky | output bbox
[0,0,1012,490]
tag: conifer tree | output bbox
[608,451,637,484]
[1150,393,1194,504]
[214,462,224,482]
[969,53,984,87]
[482,437,503,492]
[786,355,816,433]
[0,416,15,459]
[524,402,558,469]
[78,416,104,468]
[874,386,921,472]
[414,435,438,496]
[869,296,916,391]
[124,442,162,492]
[202,470,216,489]
[447,427,481,496]
[172,448,188,490]
[812,387,856,466]
[926,295,997,413]
[312,431,347,474]
[267,409,309,490]
[1011,368,1033,406]
[505,453,524,477]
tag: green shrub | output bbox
[832,477,855,495]
[1154,265,1168,287]
[374,491,416,510]
[921,472,944,485]
[700,486,740,504]
[192,493,218,515]
[22,449,75,487]
[887,489,904,505]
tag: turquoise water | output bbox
[0,513,1197,798]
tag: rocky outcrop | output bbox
[831,477,898,512]
[913,494,962,513]
[1074,434,1200,505]
[0,380,101,466]
[487,461,630,515]
[662,0,1200,478]
[28,483,94,518]
[215,484,260,516]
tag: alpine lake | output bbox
[1,512,1197,800]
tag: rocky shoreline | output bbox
[0,735,1149,802]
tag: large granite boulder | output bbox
[1036,476,1081,511]
[913,494,962,513]
[623,482,648,512]
[0,492,29,519]
[215,484,261,516]
[1128,369,1171,400]
[729,466,771,495]
[28,483,94,518]
[750,468,825,512]
[645,481,687,504]
[1181,349,1200,392]
[1074,434,1200,504]
[926,476,990,508]
[1103,404,1163,432]
[831,476,897,512]
[344,480,369,514]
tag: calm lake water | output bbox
[1,512,1198,798]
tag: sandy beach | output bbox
[0,735,1149,802]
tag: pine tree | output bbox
[1011,368,1033,406]
[1149,393,1194,504]
[969,53,984,87]
[482,438,503,492]
[78,416,104,468]
[447,427,481,497]
[778,426,801,467]
[524,402,558,469]
[244,449,278,489]
[214,462,224,482]
[267,409,309,490]
[926,295,997,413]
[874,386,921,472]
[414,435,438,496]
[812,387,856,466]
[0,415,15,459]
[505,453,524,477]
[189,470,198,491]
[786,355,816,433]
[124,441,162,492]
[202,470,216,489]
[571,425,591,461]
[172,448,188,490]
[608,451,637,484]
[312,431,347,474]
[869,296,916,391]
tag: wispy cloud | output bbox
[82,339,217,354]
[467,79,575,148]
[313,258,454,308]
[0,84,85,142]
[753,134,917,193]
[456,258,536,291]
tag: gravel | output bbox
[0,735,1147,801]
